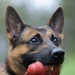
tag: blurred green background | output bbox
[0,0,75,75]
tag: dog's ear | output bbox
[48,7,64,34]
[6,6,25,40]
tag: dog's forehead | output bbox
[37,26,58,37]
[21,26,44,40]
[21,25,58,40]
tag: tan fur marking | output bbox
[58,33,64,40]
[21,27,43,41]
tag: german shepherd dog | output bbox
[0,6,65,75]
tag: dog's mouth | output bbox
[24,60,62,75]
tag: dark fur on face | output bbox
[0,6,65,75]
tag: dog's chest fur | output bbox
[0,63,8,75]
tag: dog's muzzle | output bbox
[22,48,65,75]
[21,48,65,69]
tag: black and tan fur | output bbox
[0,6,65,75]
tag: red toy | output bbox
[24,61,61,75]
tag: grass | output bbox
[60,55,75,75]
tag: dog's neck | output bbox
[5,57,26,75]
[6,64,17,75]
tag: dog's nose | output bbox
[52,49,65,58]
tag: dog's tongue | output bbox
[24,61,61,75]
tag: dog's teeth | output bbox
[51,66,54,71]
[57,66,60,72]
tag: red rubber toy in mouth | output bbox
[24,61,61,75]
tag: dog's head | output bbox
[5,6,65,75]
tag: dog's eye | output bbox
[51,34,59,46]
[30,34,42,44]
